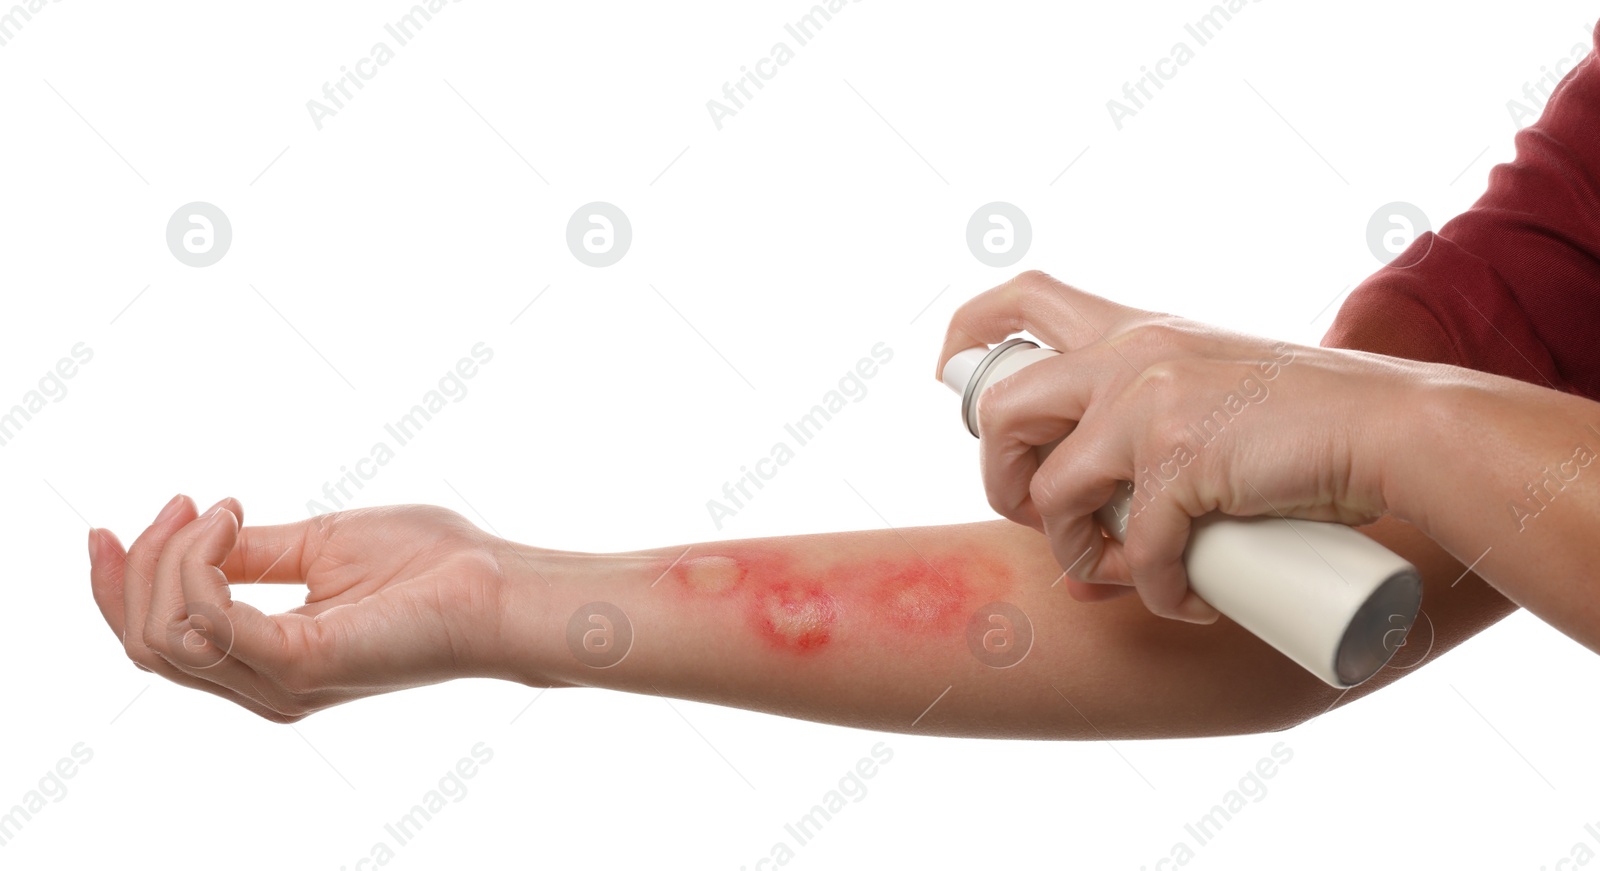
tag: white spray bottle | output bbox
[942,338,1422,687]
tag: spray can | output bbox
[942,338,1422,687]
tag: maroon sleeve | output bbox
[1323,23,1600,401]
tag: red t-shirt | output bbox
[1324,23,1600,400]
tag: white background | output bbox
[4,1,1599,868]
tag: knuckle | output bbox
[985,480,1026,522]
[1028,469,1064,516]
[1017,275,1063,321]
[1123,321,1189,359]
[1032,444,1096,516]
[1012,269,1056,298]
[1133,358,1189,394]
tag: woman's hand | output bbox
[88,495,531,722]
[937,271,1429,624]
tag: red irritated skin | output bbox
[750,582,839,652]
[866,556,976,635]
[664,542,987,655]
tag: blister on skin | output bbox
[751,582,839,651]
[673,555,745,595]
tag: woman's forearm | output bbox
[488,516,1495,739]
[1389,371,1600,650]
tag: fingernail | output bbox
[155,494,185,524]
[202,505,235,531]
[87,528,100,562]
[1178,594,1220,625]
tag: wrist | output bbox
[487,538,584,688]
[1372,363,1476,538]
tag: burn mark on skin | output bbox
[751,582,838,652]
[868,557,975,633]
[674,555,745,595]
[665,548,836,651]
[664,542,1005,656]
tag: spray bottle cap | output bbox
[942,338,1040,437]
[940,347,991,396]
